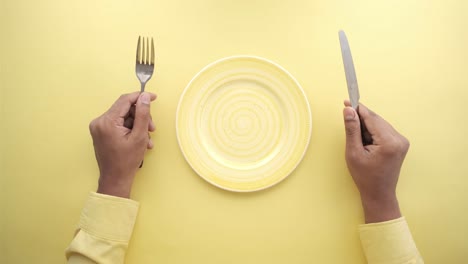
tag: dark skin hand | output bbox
[343,100,410,223]
[89,92,157,198]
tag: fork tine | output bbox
[151,38,155,65]
[136,36,141,63]
[146,37,150,65]
[142,37,146,64]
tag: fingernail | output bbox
[141,93,150,105]
[344,107,355,121]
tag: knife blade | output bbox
[339,30,360,110]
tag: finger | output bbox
[343,106,364,150]
[124,105,136,121]
[124,105,137,129]
[147,139,154,149]
[129,105,136,118]
[132,92,155,137]
[344,99,351,107]
[108,92,140,119]
[108,92,156,119]
[360,121,374,146]
[357,103,395,142]
[149,117,156,132]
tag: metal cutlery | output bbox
[339,30,372,145]
[136,36,155,92]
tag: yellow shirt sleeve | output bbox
[66,194,422,264]
[359,217,424,264]
[65,192,139,264]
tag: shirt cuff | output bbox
[78,192,139,242]
[359,217,423,264]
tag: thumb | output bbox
[343,107,363,150]
[132,92,152,137]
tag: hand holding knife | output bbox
[339,30,373,145]
[339,31,416,231]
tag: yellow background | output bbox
[1,0,467,263]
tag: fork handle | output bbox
[140,83,146,92]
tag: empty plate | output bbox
[176,56,312,192]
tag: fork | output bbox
[136,36,155,92]
[134,36,155,168]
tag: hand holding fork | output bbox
[123,36,156,167]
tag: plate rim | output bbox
[176,55,312,192]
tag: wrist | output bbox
[360,193,401,224]
[97,174,135,199]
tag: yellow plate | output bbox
[176,56,312,192]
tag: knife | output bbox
[339,30,360,110]
[339,30,373,145]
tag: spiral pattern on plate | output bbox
[176,56,312,192]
